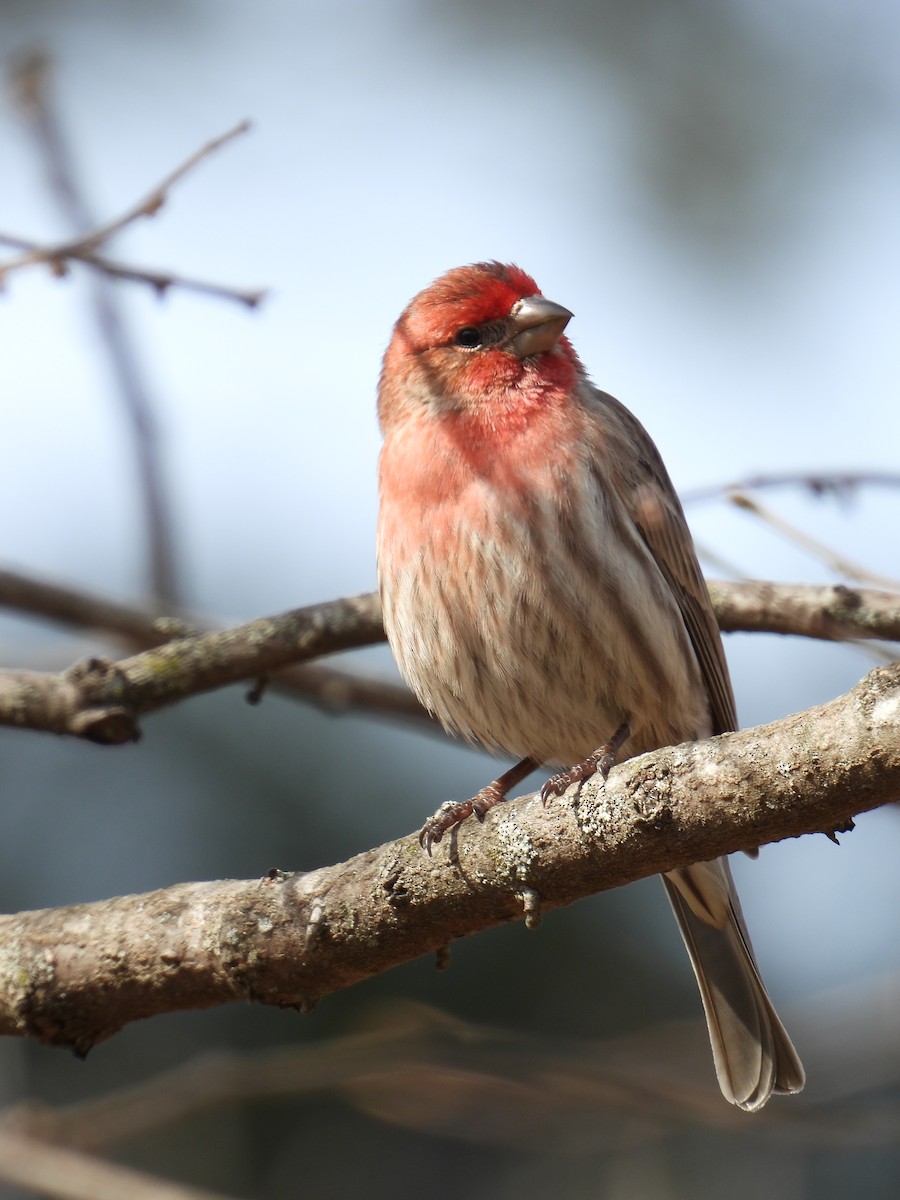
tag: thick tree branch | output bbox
[0,664,896,1052]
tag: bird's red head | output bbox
[378,262,578,432]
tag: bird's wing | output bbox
[592,387,737,735]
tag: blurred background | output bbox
[0,0,898,1197]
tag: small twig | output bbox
[682,470,900,506]
[729,493,900,589]
[693,539,752,583]
[0,233,266,308]
[285,661,426,724]
[0,569,173,649]
[0,96,252,282]
[6,56,250,607]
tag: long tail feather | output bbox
[662,858,805,1111]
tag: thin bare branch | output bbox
[682,470,900,506]
[285,661,427,724]
[0,569,172,649]
[0,593,385,742]
[729,493,900,588]
[0,569,427,732]
[693,539,752,582]
[8,54,193,606]
[0,232,266,307]
[4,57,251,280]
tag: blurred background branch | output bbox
[4,56,261,611]
[0,1126,232,1200]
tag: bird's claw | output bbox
[540,758,602,805]
[540,721,631,806]
[418,783,506,854]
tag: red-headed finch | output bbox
[376,261,804,1111]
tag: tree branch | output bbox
[3,57,252,287]
[6,54,232,607]
[0,233,267,309]
[727,494,900,588]
[0,570,426,732]
[0,569,172,649]
[0,663,896,1052]
[681,469,900,505]
[0,592,384,743]
[0,574,896,742]
[709,580,900,641]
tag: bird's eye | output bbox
[454,326,483,349]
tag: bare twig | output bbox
[7,56,254,607]
[286,661,426,723]
[0,663,895,1052]
[729,493,900,588]
[682,470,900,506]
[10,53,182,606]
[0,568,175,648]
[0,232,266,307]
[4,60,251,281]
[693,539,752,582]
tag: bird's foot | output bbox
[418,756,538,855]
[419,786,502,855]
[540,720,631,805]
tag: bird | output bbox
[375,260,804,1111]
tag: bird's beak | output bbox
[507,295,573,358]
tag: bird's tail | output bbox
[662,857,805,1111]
